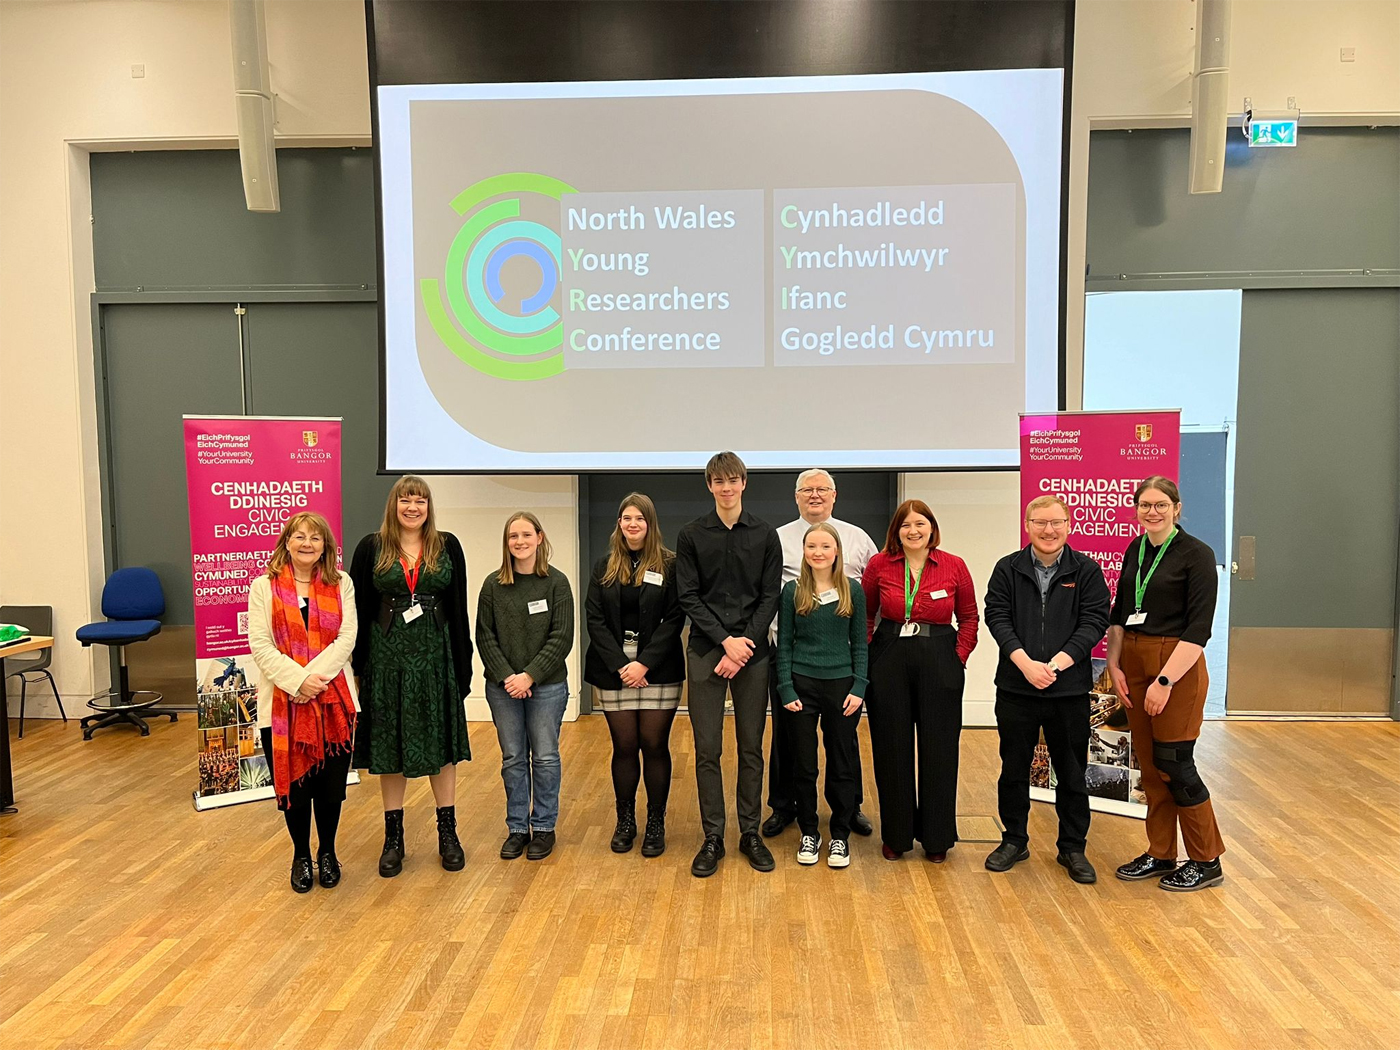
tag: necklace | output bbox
[293,573,313,584]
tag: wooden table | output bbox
[1,635,54,813]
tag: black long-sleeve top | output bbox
[674,509,783,658]
[1108,526,1218,646]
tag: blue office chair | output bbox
[76,568,178,739]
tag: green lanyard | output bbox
[903,559,926,623]
[1133,529,1177,612]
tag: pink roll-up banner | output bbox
[1018,409,1180,819]
[183,416,351,811]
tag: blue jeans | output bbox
[485,680,568,833]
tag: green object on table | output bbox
[0,624,30,644]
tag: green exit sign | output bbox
[1249,119,1298,147]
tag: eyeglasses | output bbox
[1027,518,1069,530]
[1137,501,1174,513]
[797,487,834,497]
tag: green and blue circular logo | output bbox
[421,172,577,381]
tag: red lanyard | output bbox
[400,555,421,600]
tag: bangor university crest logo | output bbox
[303,431,319,447]
[1134,424,1153,442]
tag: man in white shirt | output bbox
[763,468,880,839]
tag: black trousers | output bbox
[768,659,864,816]
[994,689,1092,853]
[259,726,352,854]
[789,673,861,840]
[688,648,769,839]
[866,622,964,853]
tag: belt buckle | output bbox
[623,630,640,642]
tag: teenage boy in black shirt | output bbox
[982,495,1111,884]
[675,452,783,877]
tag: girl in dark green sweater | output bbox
[476,511,574,862]
[776,522,868,868]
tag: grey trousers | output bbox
[687,646,769,839]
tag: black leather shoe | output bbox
[740,832,776,872]
[317,850,341,888]
[640,808,666,857]
[984,841,1030,872]
[378,809,405,878]
[851,808,874,836]
[761,810,795,838]
[437,806,465,871]
[1159,858,1223,892]
[691,835,725,877]
[290,856,314,893]
[611,800,637,853]
[500,831,530,860]
[526,830,556,861]
[1115,852,1178,881]
[1057,851,1098,884]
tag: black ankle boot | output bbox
[610,799,637,853]
[437,806,465,871]
[640,807,666,858]
[379,809,405,878]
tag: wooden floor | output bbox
[2,713,1398,1050]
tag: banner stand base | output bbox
[193,771,361,812]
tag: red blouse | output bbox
[861,549,980,664]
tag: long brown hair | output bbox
[266,512,341,585]
[793,522,853,617]
[1134,475,1183,522]
[883,499,941,555]
[601,493,672,587]
[374,475,445,574]
[496,511,552,585]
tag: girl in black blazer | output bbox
[584,493,685,858]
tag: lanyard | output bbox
[1133,529,1177,612]
[401,555,421,602]
[903,558,926,623]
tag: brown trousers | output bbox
[1120,632,1226,862]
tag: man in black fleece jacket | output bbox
[982,495,1110,884]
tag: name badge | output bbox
[899,622,920,638]
[817,589,839,605]
[1126,612,1147,626]
[929,588,949,600]
[643,570,664,587]
[402,603,423,624]
[528,599,549,615]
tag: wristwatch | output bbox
[1157,674,1172,688]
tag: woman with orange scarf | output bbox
[248,512,359,893]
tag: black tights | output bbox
[283,795,344,859]
[604,709,677,811]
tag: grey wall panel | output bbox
[91,148,376,291]
[1231,288,1399,629]
[1086,128,1399,280]
[243,301,394,550]
[103,303,245,624]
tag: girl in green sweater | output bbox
[476,511,575,862]
[776,522,868,868]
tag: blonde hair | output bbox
[374,475,445,574]
[496,511,552,585]
[793,522,853,617]
[601,493,672,587]
[1024,495,1071,520]
[266,512,341,585]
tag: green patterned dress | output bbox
[354,558,471,777]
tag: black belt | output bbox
[377,594,447,633]
[874,620,954,639]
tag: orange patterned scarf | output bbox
[268,565,355,809]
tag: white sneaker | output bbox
[797,833,821,865]
[828,839,851,868]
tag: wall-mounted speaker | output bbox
[1188,0,1233,195]
[230,0,279,212]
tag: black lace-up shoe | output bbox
[500,830,530,860]
[290,856,314,893]
[740,832,776,872]
[1159,858,1223,892]
[691,835,725,877]
[1057,851,1097,884]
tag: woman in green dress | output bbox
[352,476,473,877]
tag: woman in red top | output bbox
[861,499,978,861]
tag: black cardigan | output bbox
[350,532,474,697]
[583,553,686,689]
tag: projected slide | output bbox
[378,72,1064,471]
